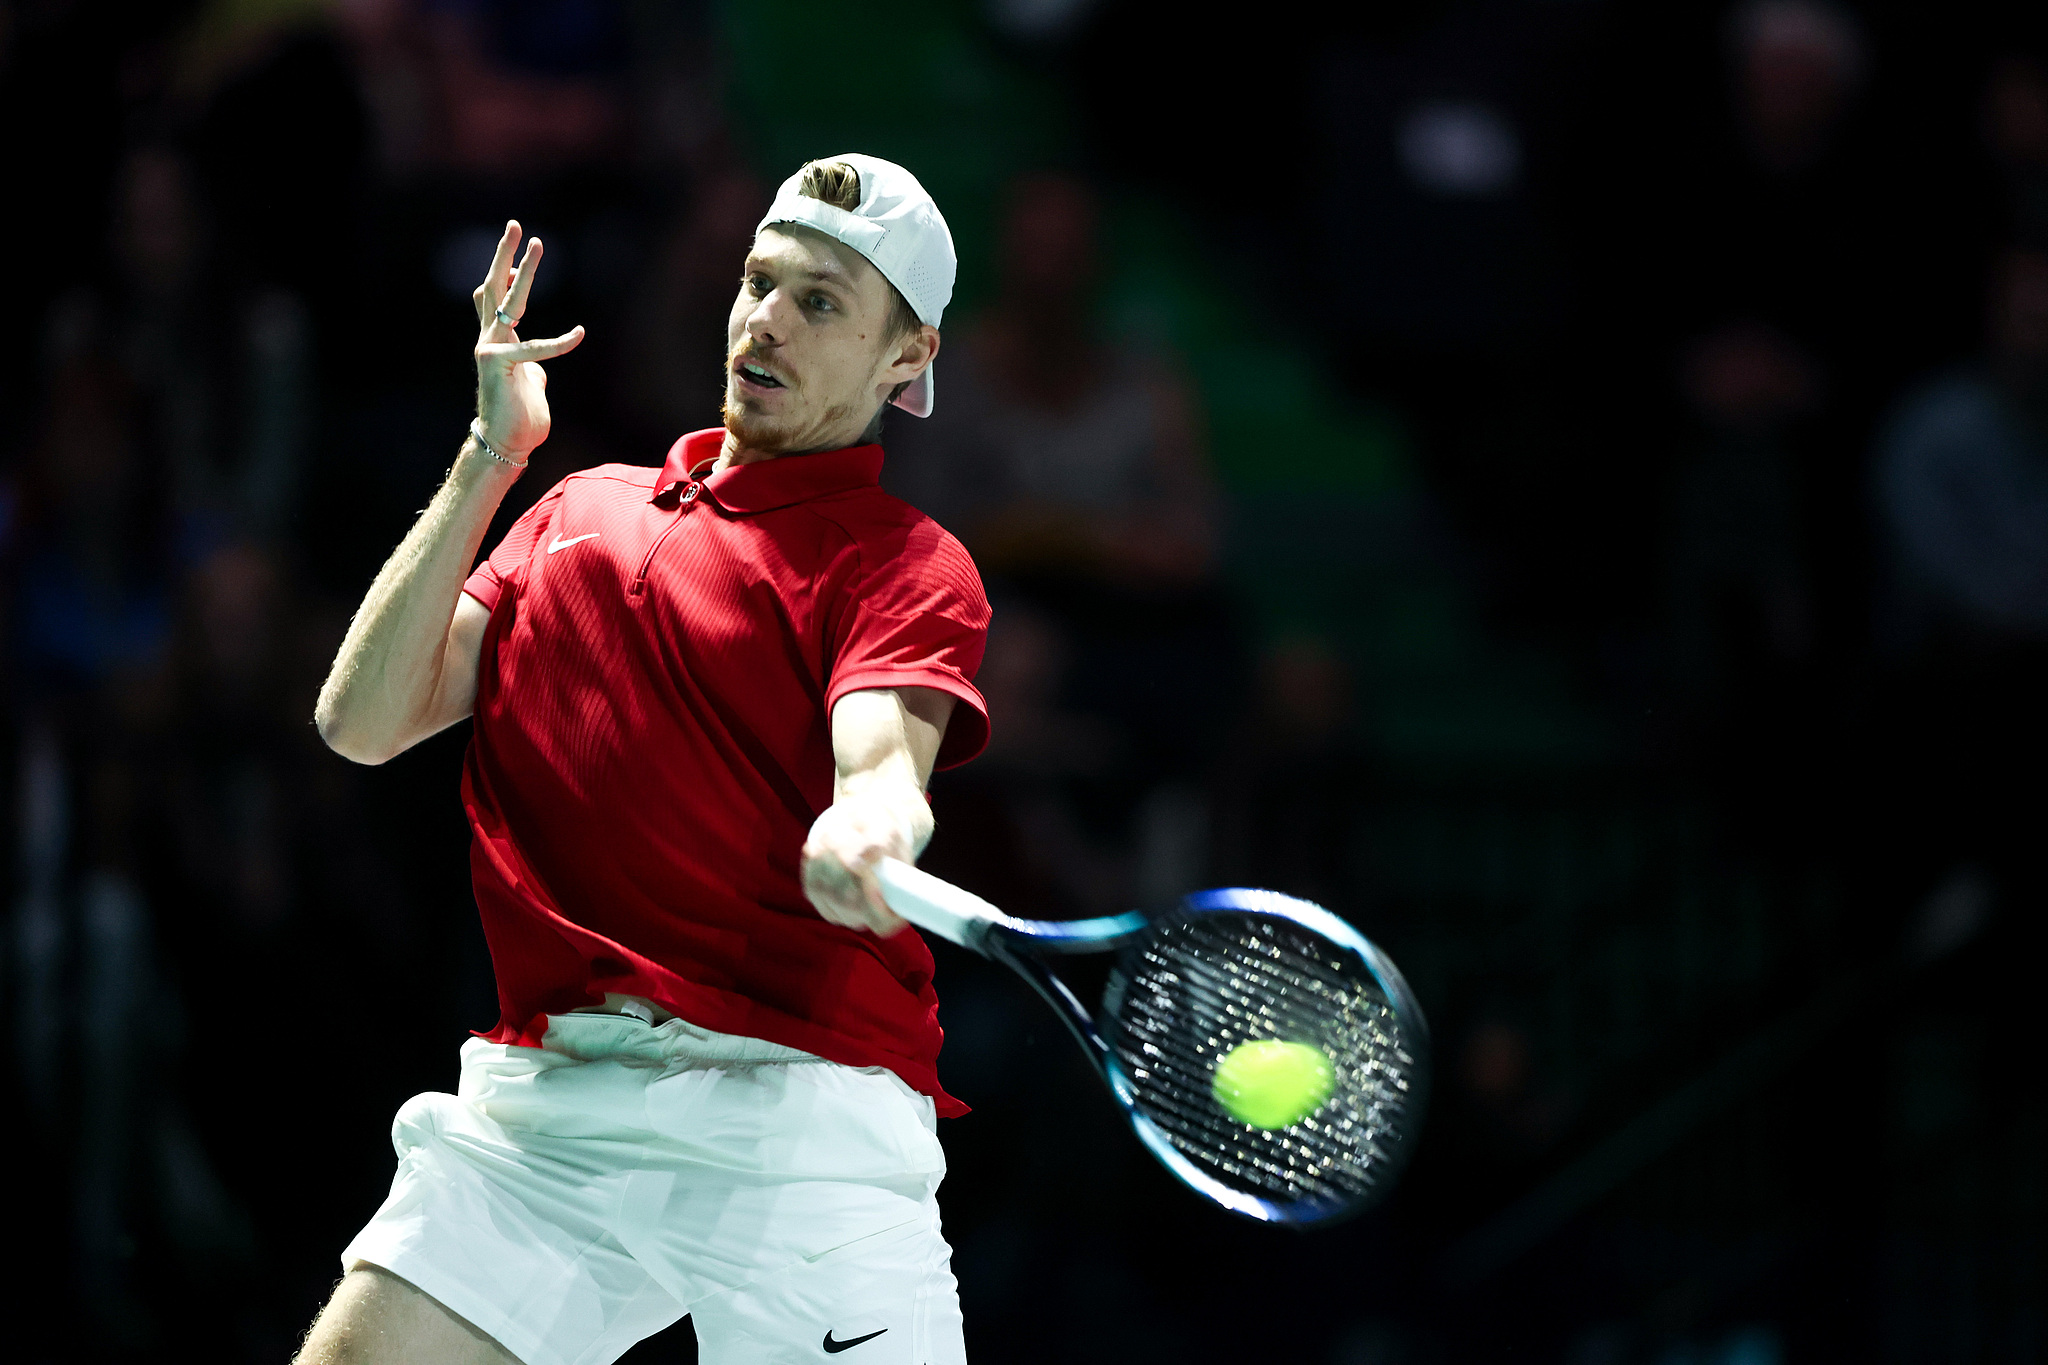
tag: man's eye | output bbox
[745,275,767,294]
[808,294,833,312]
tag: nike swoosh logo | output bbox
[547,532,599,554]
[822,1328,888,1353]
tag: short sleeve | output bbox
[462,481,568,613]
[826,519,992,768]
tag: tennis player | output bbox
[300,155,986,1365]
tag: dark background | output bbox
[3,0,2046,1361]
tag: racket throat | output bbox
[994,940,1114,1073]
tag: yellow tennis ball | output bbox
[1212,1039,1336,1129]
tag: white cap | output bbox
[756,153,955,418]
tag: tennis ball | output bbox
[1212,1039,1336,1129]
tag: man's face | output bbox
[723,225,932,454]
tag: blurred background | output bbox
[2,0,2045,1360]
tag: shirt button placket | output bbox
[635,481,701,594]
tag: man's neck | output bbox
[715,432,783,471]
[715,417,882,472]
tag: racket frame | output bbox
[873,860,1425,1228]
[1106,887,1430,1226]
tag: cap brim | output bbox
[891,366,934,418]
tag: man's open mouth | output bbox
[736,360,784,389]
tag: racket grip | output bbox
[874,858,1007,953]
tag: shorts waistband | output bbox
[536,1010,823,1066]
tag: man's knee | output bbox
[295,1265,519,1365]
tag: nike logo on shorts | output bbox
[822,1327,888,1353]
[547,532,600,554]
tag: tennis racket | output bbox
[875,859,1429,1228]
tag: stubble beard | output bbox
[720,377,867,456]
[720,374,799,454]
[719,335,816,454]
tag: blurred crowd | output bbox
[2,0,2046,1362]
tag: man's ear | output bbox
[892,324,940,380]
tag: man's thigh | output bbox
[296,1265,521,1365]
[691,1211,966,1365]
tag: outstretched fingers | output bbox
[486,326,585,363]
[474,221,522,325]
[501,237,545,327]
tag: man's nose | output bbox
[747,291,791,345]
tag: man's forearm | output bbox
[832,766,937,857]
[802,687,955,933]
[828,686,949,856]
[315,438,520,762]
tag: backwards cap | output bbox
[756,153,955,417]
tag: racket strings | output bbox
[1110,913,1420,1210]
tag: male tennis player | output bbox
[300,155,985,1365]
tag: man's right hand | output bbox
[473,221,586,462]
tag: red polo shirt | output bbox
[459,429,990,1115]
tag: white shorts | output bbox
[341,1012,966,1365]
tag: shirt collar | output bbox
[652,429,885,513]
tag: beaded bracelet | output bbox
[469,418,529,470]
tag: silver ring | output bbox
[494,306,521,329]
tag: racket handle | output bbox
[875,858,1008,953]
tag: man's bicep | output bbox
[830,686,956,787]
